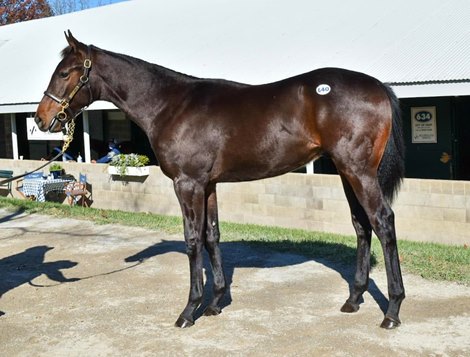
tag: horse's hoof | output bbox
[380,316,401,329]
[174,316,194,328]
[203,305,221,316]
[340,301,360,313]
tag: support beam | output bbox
[82,111,91,163]
[306,160,314,174]
[10,113,18,160]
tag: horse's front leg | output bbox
[173,177,206,328]
[203,184,226,316]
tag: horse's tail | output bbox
[378,84,405,204]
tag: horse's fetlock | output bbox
[354,282,368,294]
[391,291,405,303]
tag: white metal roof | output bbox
[0,0,469,113]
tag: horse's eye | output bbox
[59,71,69,79]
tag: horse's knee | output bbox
[185,236,202,256]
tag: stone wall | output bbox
[1,159,469,246]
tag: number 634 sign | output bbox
[411,106,437,144]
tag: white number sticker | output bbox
[316,84,331,95]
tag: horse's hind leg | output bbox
[339,175,373,313]
[338,169,405,329]
[203,184,227,316]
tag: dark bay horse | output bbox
[35,31,405,329]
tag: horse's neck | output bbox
[92,48,193,132]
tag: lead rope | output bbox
[0,119,76,186]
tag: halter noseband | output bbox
[43,46,93,132]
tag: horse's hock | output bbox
[2,159,469,247]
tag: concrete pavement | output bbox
[0,208,469,356]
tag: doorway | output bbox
[454,96,470,180]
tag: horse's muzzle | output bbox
[34,115,46,131]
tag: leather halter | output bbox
[43,46,93,132]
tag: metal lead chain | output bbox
[62,118,75,153]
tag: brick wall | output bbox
[1,159,469,246]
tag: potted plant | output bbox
[108,153,150,176]
[49,163,63,179]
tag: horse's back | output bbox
[157,67,393,183]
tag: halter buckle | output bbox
[60,99,69,109]
[84,59,92,68]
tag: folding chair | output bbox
[15,172,44,200]
[64,173,91,207]
[0,170,13,197]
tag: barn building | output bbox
[1,0,469,179]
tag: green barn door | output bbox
[401,97,454,179]
[454,96,470,180]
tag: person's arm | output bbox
[96,153,112,163]
[94,147,120,164]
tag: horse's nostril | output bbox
[35,116,44,130]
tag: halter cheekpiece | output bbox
[43,46,93,132]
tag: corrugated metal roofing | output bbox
[0,0,469,110]
[369,1,470,84]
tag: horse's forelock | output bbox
[61,46,73,59]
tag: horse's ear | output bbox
[64,30,81,52]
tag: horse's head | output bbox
[35,30,93,133]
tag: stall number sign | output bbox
[411,107,437,143]
[26,117,64,140]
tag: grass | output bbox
[0,196,469,285]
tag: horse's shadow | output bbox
[0,245,79,317]
[125,239,388,322]
[0,208,25,225]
